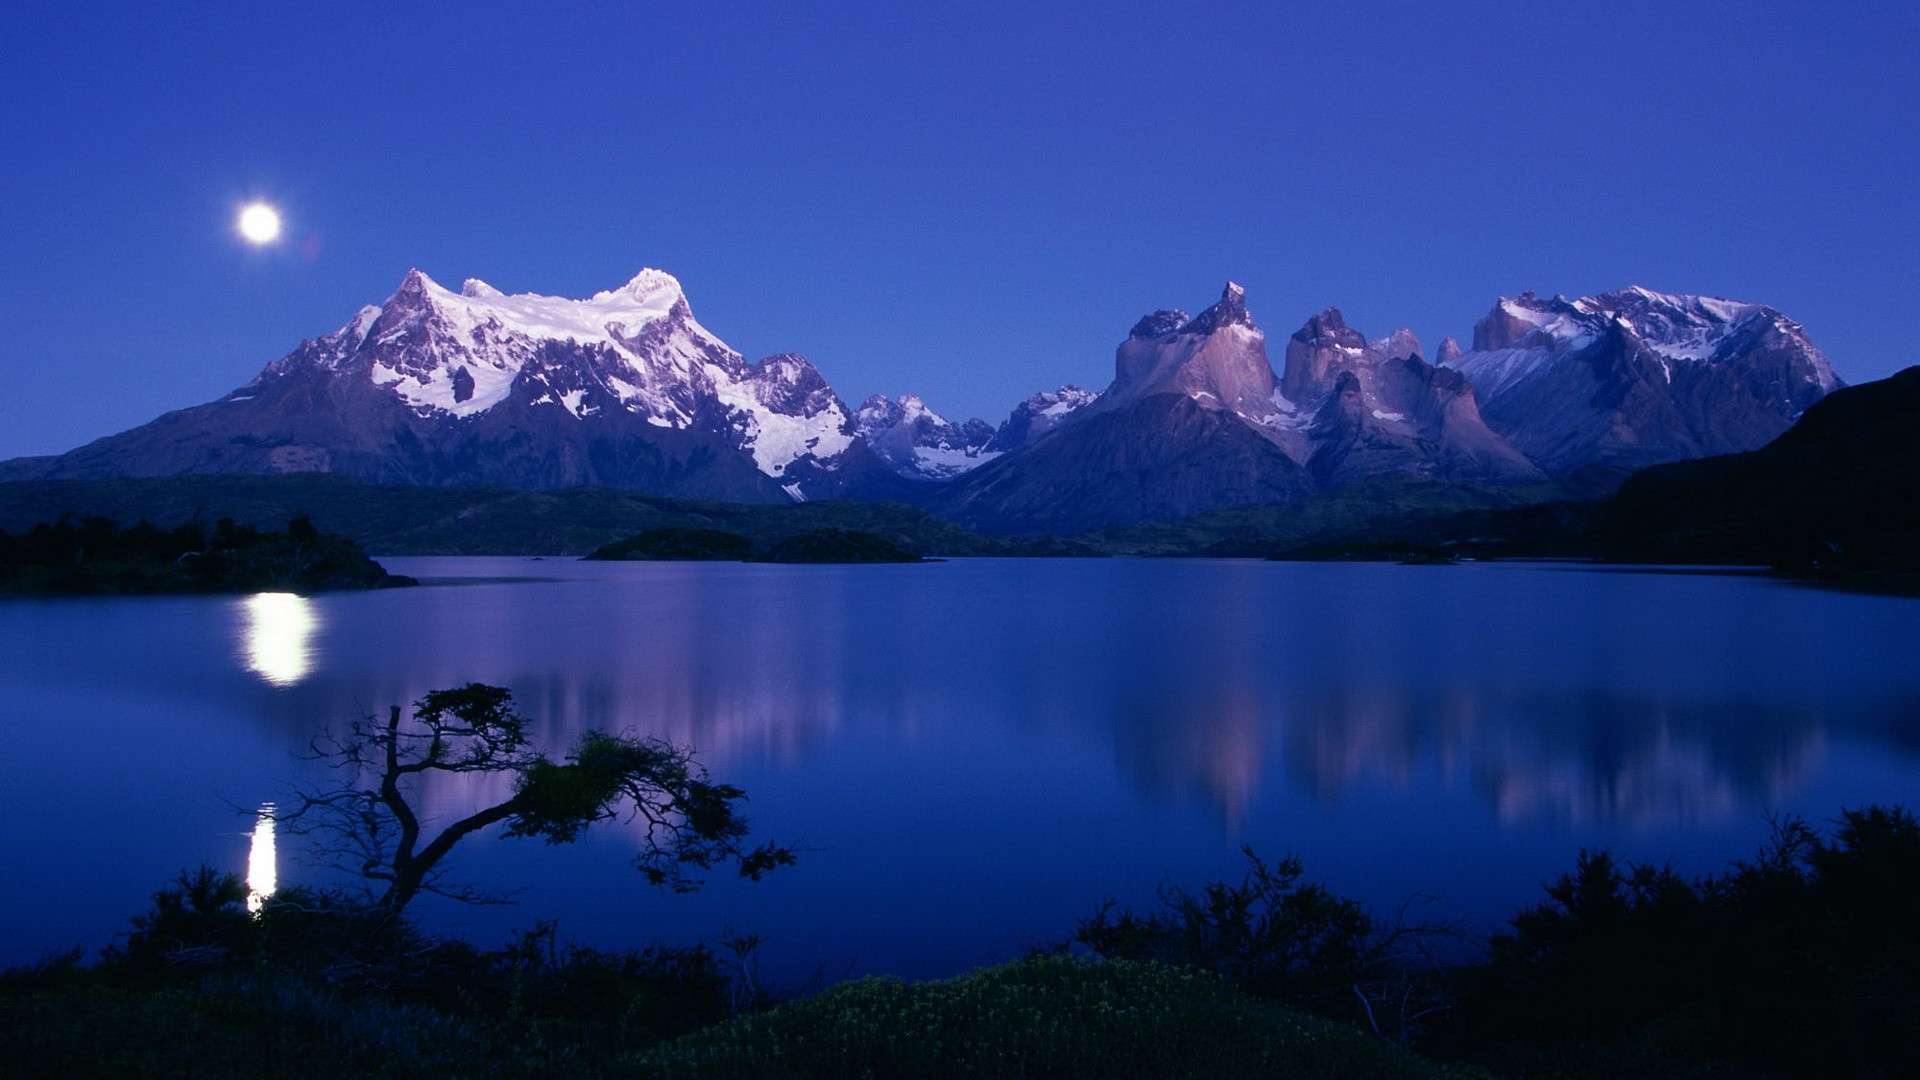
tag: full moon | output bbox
[238,202,282,244]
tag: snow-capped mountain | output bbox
[0,268,1847,535]
[3,269,902,501]
[852,385,1104,482]
[852,395,998,481]
[982,386,1098,453]
[934,283,1535,533]
[1442,287,1842,477]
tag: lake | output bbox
[2,558,1917,984]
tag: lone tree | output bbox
[275,683,793,912]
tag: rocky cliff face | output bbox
[1283,308,1541,488]
[853,394,999,481]
[0,269,1846,535]
[935,284,1536,533]
[1442,287,1842,479]
[983,386,1098,453]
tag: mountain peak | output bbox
[1130,310,1189,338]
[394,267,439,296]
[461,278,503,298]
[597,268,686,306]
[1182,280,1256,335]
[1372,328,1423,362]
[1291,307,1363,347]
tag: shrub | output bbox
[627,954,1453,1080]
[1452,807,1920,1077]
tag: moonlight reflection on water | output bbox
[239,592,318,686]
[4,558,1917,981]
[246,806,276,914]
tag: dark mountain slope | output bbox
[1588,366,1920,570]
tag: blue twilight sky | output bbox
[2,1,1915,460]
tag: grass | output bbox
[0,956,1465,1079]
[626,955,1464,1079]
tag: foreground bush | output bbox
[1451,807,1920,1078]
[627,954,1456,1080]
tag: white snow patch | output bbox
[411,269,687,352]
[346,305,382,348]
[907,445,1002,480]
[376,359,520,418]
[1443,346,1559,399]
[707,362,854,476]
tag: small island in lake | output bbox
[0,514,416,596]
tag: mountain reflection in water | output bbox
[6,556,1916,978]
[241,559,1914,834]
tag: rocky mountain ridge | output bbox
[0,269,1843,534]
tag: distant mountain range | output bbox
[0,268,1842,535]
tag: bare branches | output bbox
[270,683,793,913]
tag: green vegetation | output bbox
[0,475,1094,557]
[627,955,1454,1080]
[1085,474,1582,558]
[282,685,794,910]
[1447,807,1920,1078]
[755,528,924,563]
[588,525,927,563]
[0,872,746,1079]
[0,513,413,596]
[6,806,1915,1077]
[1072,848,1390,1021]
[583,526,762,561]
[0,472,1587,563]
[1070,810,1920,1078]
[1590,366,1920,585]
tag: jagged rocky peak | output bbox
[1280,307,1368,404]
[1131,310,1189,338]
[1292,306,1365,349]
[1435,336,1464,365]
[1456,285,1841,388]
[1370,328,1423,363]
[984,385,1097,452]
[1473,291,1563,351]
[743,353,838,413]
[854,393,1000,481]
[1111,282,1274,419]
[1181,281,1254,335]
[1445,285,1844,475]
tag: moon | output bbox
[238,203,282,245]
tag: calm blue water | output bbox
[2,558,1917,983]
